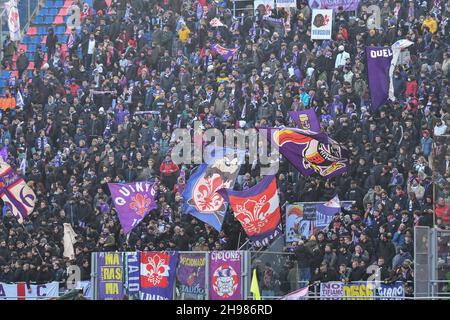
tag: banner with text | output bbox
[140,251,179,300]
[0,282,59,300]
[311,9,333,40]
[209,251,242,300]
[97,252,124,300]
[286,201,353,242]
[308,0,359,11]
[176,253,207,300]
[125,251,141,298]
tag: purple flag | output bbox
[218,175,282,248]
[176,253,207,300]
[108,182,157,234]
[209,251,242,300]
[0,160,36,224]
[308,0,360,11]
[366,47,393,112]
[289,109,321,132]
[140,251,179,300]
[97,252,124,300]
[268,127,348,178]
[0,147,7,162]
[212,44,239,60]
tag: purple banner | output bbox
[108,182,157,234]
[289,109,321,132]
[125,252,140,297]
[219,175,282,248]
[366,47,393,112]
[176,253,206,300]
[209,251,242,300]
[140,251,178,300]
[308,0,360,11]
[97,252,124,300]
[268,127,348,178]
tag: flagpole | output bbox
[237,231,241,250]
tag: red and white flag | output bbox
[210,17,225,27]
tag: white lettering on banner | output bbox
[210,251,240,261]
[139,292,168,300]
[369,49,393,58]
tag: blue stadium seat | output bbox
[49,8,58,15]
[34,16,44,24]
[56,26,65,34]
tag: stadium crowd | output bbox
[0,0,449,296]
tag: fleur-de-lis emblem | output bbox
[141,253,170,288]
[234,195,271,235]
[193,174,225,212]
[129,193,151,216]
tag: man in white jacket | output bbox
[335,45,350,69]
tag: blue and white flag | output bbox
[182,148,242,231]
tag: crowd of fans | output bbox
[0,0,449,297]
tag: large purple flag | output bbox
[268,127,348,178]
[108,182,157,234]
[289,109,321,132]
[0,159,36,224]
[308,0,359,11]
[218,175,282,248]
[366,47,393,112]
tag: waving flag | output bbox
[139,252,179,300]
[269,127,348,178]
[4,0,21,41]
[219,175,282,247]
[289,109,321,132]
[210,17,225,27]
[250,269,261,300]
[0,159,35,223]
[108,182,157,234]
[212,44,239,60]
[279,286,309,300]
[182,149,241,231]
[389,39,414,101]
[366,46,392,111]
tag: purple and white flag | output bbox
[268,127,348,179]
[0,159,36,224]
[289,109,321,132]
[366,47,392,111]
[212,44,239,60]
[308,0,360,11]
[108,182,157,234]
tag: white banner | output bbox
[276,0,297,8]
[311,9,333,40]
[4,0,21,41]
[0,282,59,300]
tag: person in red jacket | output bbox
[160,155,179,190]
[405,75,418,98]
[436,197,450,226]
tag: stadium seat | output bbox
[54,15,64,24]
